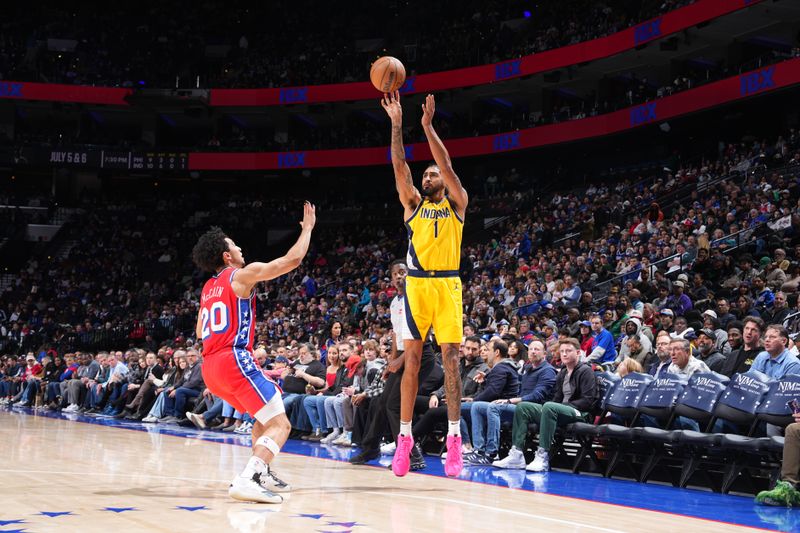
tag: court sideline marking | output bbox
[2,409,779,533]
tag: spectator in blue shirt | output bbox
[750,325,800,379]
[587,314,617,364]
[752,276,775,311]
[561,275,581,306]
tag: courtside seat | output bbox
[675,430,724,447]
[640,426,681,444]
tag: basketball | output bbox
[370,56,406,93]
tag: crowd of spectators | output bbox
[10,47,796,157]
[2,125,800,492]
[1,1,693,89]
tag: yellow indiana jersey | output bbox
[405,197,463,272]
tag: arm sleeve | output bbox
[786,360,800,377]
[472,370,503,403]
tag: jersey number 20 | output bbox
[201,302,229,339]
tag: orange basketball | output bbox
[370,56,406,93]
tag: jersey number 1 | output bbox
[434,220,439,238]
[201,301,229,340]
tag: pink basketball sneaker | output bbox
[392,434,414,477]
[444,435,463,477]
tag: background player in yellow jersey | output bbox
[381,90,468,478]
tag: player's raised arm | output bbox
[381,91,421,216]
[421,94,468,218]
[233,202,316,292]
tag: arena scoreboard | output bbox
[20,147,189,171]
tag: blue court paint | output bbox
[8,406,797,532]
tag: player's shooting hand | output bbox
[381,91,402,124]
[421,94,435,127]
[300,201,316,232]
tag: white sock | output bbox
[447,420,460,437]
[240,455,267,479]
[399,421,412,437]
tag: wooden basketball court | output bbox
[0,409,787,532]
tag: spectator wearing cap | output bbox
[542,320,559,353]
[577,320,593,354]
[12,354,44,406]
[657,309,674,334]
[702,310,730,354]
[696,328,726,373]
[587,314,617,365]
[750,325,800,379]
[665,281,693,316]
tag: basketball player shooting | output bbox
[381,91,467,477]
[191,202,315,503]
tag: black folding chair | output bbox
[635,374,687,483]
[677,370,770,489]
[718,373,800,493]
[637,372,729,486]
[591,372,654,478]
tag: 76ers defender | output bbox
[191,202,315,504]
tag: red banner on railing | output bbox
[0,0,764,108]
[210,0,765,107]
[189,58,800,171]
[0,81,131,105]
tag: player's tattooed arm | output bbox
[382,91,420,214]
[421,94,468,218]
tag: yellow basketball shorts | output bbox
[403,272,463,344]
